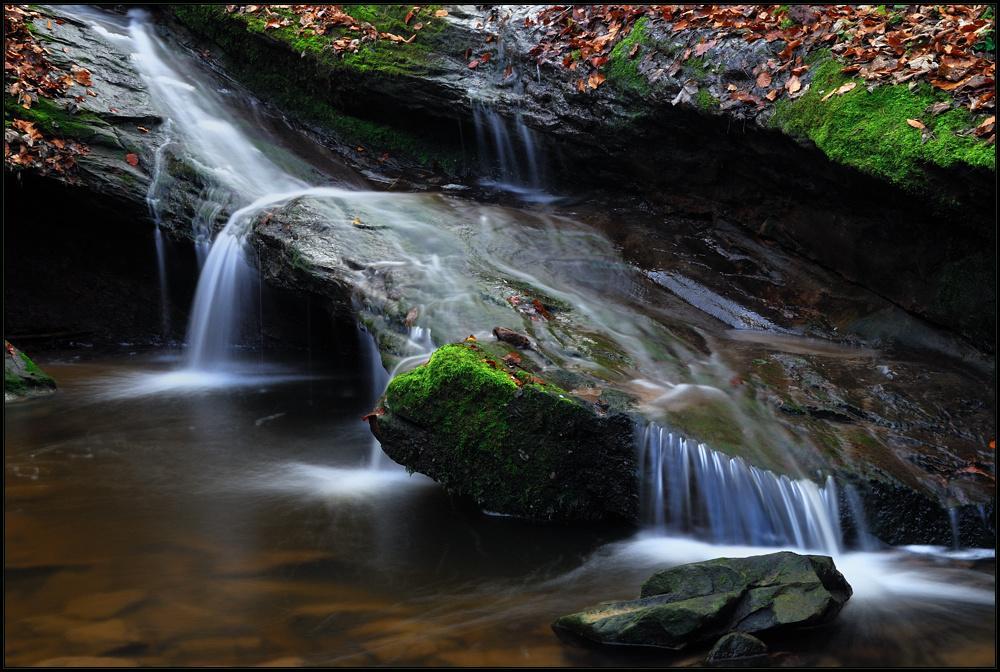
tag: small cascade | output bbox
[146,123,174,339]
[641,424,845,553]
[472,103,546,195]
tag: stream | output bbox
[4,6,995,667]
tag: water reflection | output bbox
[5,351,994,667]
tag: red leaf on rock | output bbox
[533,299,552,319]
[757,71,772,88]
[125,153,139,166]
[360,408,384,422]
[468,60,479,69]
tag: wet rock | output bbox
[552,552,851,649]
[368,341,638,523]
[707,632,768,664]
[4,342,56,401]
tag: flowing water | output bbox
[5,7,995,668]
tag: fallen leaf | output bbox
[108,108,118,113]
[785,75,801,93]
[765,89,779,100]
[533,299,552,319]
[405,307,419,326]
[482,51,490,63]
[404,10,413,24]
[357,146,364,151]
[360,408,384,422]
[629,43,639,58]
[125,153,139,166]
[468,60,479,69]
[465,47,472,61]
[906,118,926,129]
[434,9,448,18]
[587,72,606,89]
[137,126,150,132]
[504,64,513,79]
[820,81,856,101]
[757,71,772,88]
[501,352,522,368]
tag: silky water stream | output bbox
[5,7,995,667]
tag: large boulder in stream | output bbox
[366,340,638,523]
[552,552,852,650]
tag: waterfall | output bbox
[472,103,546,195]
[641,423,845,554]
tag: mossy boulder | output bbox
[552,552,852,650]
[367,340,638,523]
[4,342,56,401]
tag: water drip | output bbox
[472,103,546,195]
[640,423,845,553]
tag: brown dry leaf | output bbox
[264,18,281,30]
[821,81,857,101]
[482,51,490,63]
[125,153,139,166]
[765,89,779,101]
[588,72,606,89]
[434,9,448,18]
[785,75,801,93]
[974,115,996,137]
[503,64,513,79]
[757,71,772,88]
[576,78,587,92]
[468,60,479,69]
[906,118,926,129]
[405,307,419,327]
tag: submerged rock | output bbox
[4,342,56,401]
[707,632,768,664]
[367,340,638,523]
[552,551,851,649]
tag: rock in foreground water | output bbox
[552,551,852,649]
[367,341,638,523]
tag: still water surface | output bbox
[5,347,994,667]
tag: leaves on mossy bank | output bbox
[4,6,90,178]
[524,4,994,140]
[227,4,424,55]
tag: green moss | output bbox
[4,96,105,140]
[771,55,995,201]
[606,18,653,97]
[382,341,611,514]
[696,88,718,110]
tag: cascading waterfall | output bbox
[472,103,546,193]
[640,423,845,553]
[112,10,861,538]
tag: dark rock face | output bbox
[552,552,852,649]
[368,341,638,523]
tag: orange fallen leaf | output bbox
[821,81,856,101]
[587,73,606,89]
[137,126,149,132]
[360,408,384,422]
[468,60,480,69]
[434,9,448,18]
[125,153,139,166]
[785,75,801,93]
[757,72,772,88]
[906,118,926,129]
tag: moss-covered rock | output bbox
[367,340,639,523]
[4,342,56,401]
[552,552,852,649]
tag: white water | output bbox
[641,424,844,553]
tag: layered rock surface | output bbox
[552,551,852,649]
